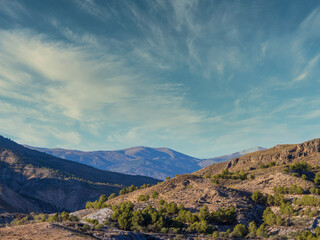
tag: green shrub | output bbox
[211,206,237,225]
[251,191,265,204]
[279,202,295,216]
[213,169,247,180]
[259,161,276,169]
[263,207,286,226]
[309,187,320,195]
[293,195,320,206]
[292,173,300,177]
[108,193,117,200]
[152,191,159,199]
[212,231,219,238]
[288,185,304,194]
[289,162,311,171]
[302,174,308,180]
[231,224,248,238]
[137,194,150,201]
[248,221,257,238]
[256,224,268,238]
[211,179,219,184]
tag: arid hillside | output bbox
[2,137,320,239]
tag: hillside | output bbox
[28,145,265,180]
[2,138,320,239]
[0,135,159,214]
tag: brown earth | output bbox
[0,222,96,240]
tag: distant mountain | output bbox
[198,146,267,168]
[0,136,159,214]
[28,145,267,180]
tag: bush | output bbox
[213,169,247,180]
[251,191,265,204]
[289,162,311,172]
[309,187,320,195]
[259,161,276,169]
[86,194,107,209]
[95,224,104,230]
[279,202,295,216]
[263,207,286,226]
[256,224,268,238]
[198,205,210,221]
[137,194,150,201]
[152,191,159,199]
[248,221,257,238]
[211,206,237,225]
[302,174,308,180]
[288,185,304,195]
[293,195,320,206]
[108,193,117,200]
[231,224,248,238]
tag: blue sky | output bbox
[0,0,320,158]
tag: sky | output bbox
[0,0,320,158]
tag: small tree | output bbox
[231,224,248,238]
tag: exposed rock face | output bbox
[197,138,320,176]
[0,135,159,213]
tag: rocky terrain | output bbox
[28,145,265,180]
[2,137,320,239]
[0,136,159,213]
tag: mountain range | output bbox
[28,146,266,180]
[0,135,158,214]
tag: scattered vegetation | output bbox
[86,194,107,209]
[108,201,237,234]
[213,169,247,180]
[259,161,276,169]
[293,195,320,206]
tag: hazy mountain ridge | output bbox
[0,135,159,214]
[28,145,266,180]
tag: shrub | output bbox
[212,231,219,238]
[82,224,90,231]
[108,193,117,200]
[302,174,308,180]
[248,221,257,238]
[293,195,320,206]
[251,191,265,204]
[166,176,171,180]
[231,224,248,238]
[211,179,219,184]
[256,224,268,238]
[315,172,320,185]
[263,207,286,226]
[137,194,150,202]
[198,205,210,221]
[279,202,295,216]
[289,162,311,171]
[309,187,320,195]
[211,206,237,225]
[152,191,159,199]
[288,185,304,194]
[159,199,165,205]
[95,224,104,230]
